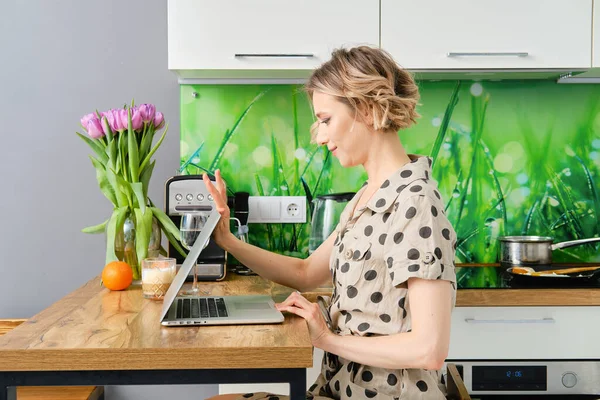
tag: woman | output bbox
[206,46,457,400]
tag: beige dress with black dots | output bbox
[237,155,457,400]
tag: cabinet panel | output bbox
[381,0,593,69]
[169,0,379,71]
[218,306,599,395]
[594,0,600,67]
[449,307,600,359]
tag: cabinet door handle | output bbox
[464,317,555,324]
[447,52,529,57]
[234,53,315,58]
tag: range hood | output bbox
[174,68,599,84]
[556,69,600,83]
[412,69,590,82]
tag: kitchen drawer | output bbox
[449,307,600,359]
[382,0,593,70]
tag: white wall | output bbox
[0,1,218,398]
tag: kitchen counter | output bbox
[455,263,600,306]
[455,288,600,306]
[224,266,600,307]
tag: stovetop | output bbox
[456,265,600,289]
[472,396,600,399]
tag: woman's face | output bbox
[312,91,371,168]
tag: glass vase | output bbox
[114,216,161,281]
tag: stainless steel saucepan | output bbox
[498,235,600,267]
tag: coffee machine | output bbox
[164,175,227,281]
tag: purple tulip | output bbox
[139,104,156,123]
[131,108,143,131]
[86,117,105,139]
[154,112,165,129]
[80,113,96,129]
[101,110,112,128]
[130,105,139,119]
[104,109,121,132]
[101,116,112,136]
[111,109,121,132]
[119,109,130,131]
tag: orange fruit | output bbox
[102,261,133,291]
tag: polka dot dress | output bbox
[237,155,457,400]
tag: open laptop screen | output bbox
[159,206,221,321]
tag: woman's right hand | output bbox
[202,169,234,248]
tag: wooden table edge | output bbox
[0,346,314,371]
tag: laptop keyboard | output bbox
[176,297,228,319]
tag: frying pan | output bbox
[506,265,600,287]
[498,236,600,267]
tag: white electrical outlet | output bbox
[247,196,307,223]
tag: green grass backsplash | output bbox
[180,81,600,288]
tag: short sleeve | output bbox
[383,194,457,287]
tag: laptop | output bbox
[160,205,284,326]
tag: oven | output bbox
[446,360,600,398]
[449,265,600,398]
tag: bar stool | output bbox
[445,363,471,400]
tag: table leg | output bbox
[0,386,16,400]
[289,368,306,400]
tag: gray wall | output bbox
[0,1,217,398]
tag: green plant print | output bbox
[180,81,600,288]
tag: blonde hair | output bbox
[306,46,420,138]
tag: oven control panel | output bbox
[472,365,547,391]
[447,360,600,395]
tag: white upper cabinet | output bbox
[594,0,600,67]
[381,0,593,70]
[168,0,379,75]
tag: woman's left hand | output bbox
[276,292,333,349]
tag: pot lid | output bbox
[498,235,554,243]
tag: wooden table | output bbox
[0,274,316,400]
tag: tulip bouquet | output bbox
[77,102,184,279]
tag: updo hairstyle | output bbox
[305,46,421,135]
